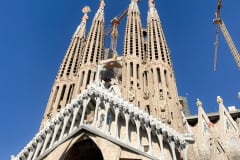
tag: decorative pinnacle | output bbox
[217,96,223,104]
[238,92,240,100]
[196,98,202,107]
[99,0,105,10]
[148,0,155,8]
[82,6,91,23]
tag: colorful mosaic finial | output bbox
[82,6,90,23]
[99,0,105,10]
[196,98,202,107]
[148,0,155,8]
[217,96,223,104]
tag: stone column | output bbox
[80,97,90,125]
[50,119,62,147]
[32,137,43,160]
[40,128,52,155]
[69,103,81,132]
[135,117,141,150]
[168,135,177,160]
[59,111,71,140]
[103,101,110,133]
[125,112,130,144]
[114,107,120,138]
[146,125,153,155]
[180,143,188,160]
[26,146,34,160]
[93,97,101,127]
[156,131,166,160]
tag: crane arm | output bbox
[218,20,240,69]
[213,0,240,70]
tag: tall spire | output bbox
[57,6,90,79]
[80,0,105,65]
[73,6,90,38]
[146,0,183,131]
[75,0,105,94]
[123,0,145,59]
[40,7,90,128]
[121,0,146,109]
[147,0,171,64]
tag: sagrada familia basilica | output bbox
[12,0,240,159]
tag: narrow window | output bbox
[53,86,59,103]
[146,105,150,115]
[136,64,139,79]
[164,70,168,88]
[145,71,148,86]
[60,85,66,101]
[86,70,91,86]
[130,62,133,77]
[66,84,74,103]
[80,71,85,86]
[157,68,161,83]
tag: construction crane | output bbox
[213,0,240,71]
[110,8,128,52]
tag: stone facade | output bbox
[13,0,240,160]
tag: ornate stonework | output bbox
[13,0,240,160]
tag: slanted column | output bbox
[168,135,177,160]
[103,100,110,133]
[114,107,120,138]
[50,118,62,147]
[26,146,34,160]
[156,130,166,160]
[135,117,141,150]
[146,125,153,155]
[93,97,101,127]
[32,136,43,160]
[59,110,71,140]
[80,97,90,125]
[180,142,188,160]
[125,112,130,144]
[19,154,27,160]
[69,102,81,132]
[40,127,53,155]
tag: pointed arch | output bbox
[62,136,104,160]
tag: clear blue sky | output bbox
[0,0,239,159]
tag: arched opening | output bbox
[63,138,104,160]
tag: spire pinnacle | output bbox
[73,6,90,38]
[81,6,91,23]
[99,0,105,10]
[148,0,155,8]
[196,99,202,108]
[217,96,223,104]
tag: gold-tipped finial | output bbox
[82,6,91,23]
[148,0,155,8]
[196,98,202,107]
[217,96,223,104]
[99,0,105,10]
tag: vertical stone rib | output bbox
[147,0,183,131]
[75,0,105,95]
[122,0,145,109]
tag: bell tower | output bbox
[40,7,90,128]
[74,0,105,94]
[146,0,183,131]
[121,0,146,108]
